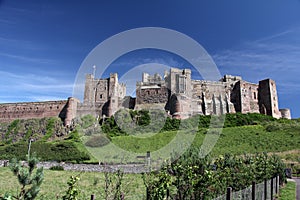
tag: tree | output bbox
[2,156,44,200]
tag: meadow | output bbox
[0,167,145,200]
[0,113,299,199]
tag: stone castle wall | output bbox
[0,67,291,123]
[0,100,68,123]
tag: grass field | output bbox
[279,181,296,200]
[0,167,145,200]
[0,115,299,199]
[85,124,300,164]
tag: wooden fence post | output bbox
[276,175,280,195]
[226,187,232,200]
[252,181,256,200]
[146,188,150,200]
[91,194,95,200]
[270,177,274,199]
[264,179,267,200]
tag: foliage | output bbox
[49,166,64,171]
[62,175,81,200]
[0,168,144,200]
[279,181,296,200]
[85,135,110,148]
[0,141,90,162]
[42,117,56,141]
[161,117,181,131]
[79,115,97,129]
[101,116,126,137]
[103,169,125,200]
[143,151,286,199]
[0,156,44,200]
[64,130,80,142]
[103,109,170,136]
[0,117,69,144]
[101,112,281,137]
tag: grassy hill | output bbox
[0,113,299,166]
[0,113,299,199]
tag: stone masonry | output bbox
[0,67,291,124]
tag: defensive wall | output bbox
[0,67,292,124]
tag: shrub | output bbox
[81,115,97,129]
[0,141,90,162]
[144,150,286,199]
[7,156,44,200]
[49,165,64,171]
[265,123,282,132]
[85,135,110,147]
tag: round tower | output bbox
[279,108,291,119]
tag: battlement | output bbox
[0,67,291,124]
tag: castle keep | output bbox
[0,67,291,125]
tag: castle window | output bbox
[100,94,103,99]
[253,92,257,99]
[177,74,186,93]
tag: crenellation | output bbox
[0,67,291,123]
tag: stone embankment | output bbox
[0,160,149,173]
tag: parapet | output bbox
[279,108,291,119]
[221,75,242,82]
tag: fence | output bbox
[87,176,280,200]
[214,176,280,200]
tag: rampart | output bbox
[0,100,67,122]
[0,67,291,123]
[0,98,78,126]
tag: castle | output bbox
[0,67,291,126]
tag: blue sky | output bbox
[0,0,300,118]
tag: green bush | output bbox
[85,135,110,147]
[81,115,97,129]
[0,141,90,162]
[49,165,64,171]
[101,116,127,137]
[265,123,282,132]
[144,150,286,199]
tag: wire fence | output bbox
[213,176,280,200]
[88,176,280,200]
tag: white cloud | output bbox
[0,70,73,103]
[212,27,300,94]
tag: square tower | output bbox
[258,79,281,118]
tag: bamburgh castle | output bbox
[0,67,291,126]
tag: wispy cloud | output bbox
[0,70,73,103]
[0,52,59,65]
[212,27,300,89]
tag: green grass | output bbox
[85,124,300,164]
[0,167,145,200]
[0,141,90,162]
[279,181,296,200]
